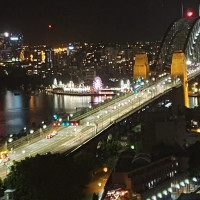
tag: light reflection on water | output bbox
[1,91,198,136]
[189,97,200,108]
[0,90,109,136]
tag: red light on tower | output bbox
[187,10,194,17]
[48,24,52,29]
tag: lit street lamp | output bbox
[43,124,47,129]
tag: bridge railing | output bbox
[67,92,133,121]
[7,68,200,151]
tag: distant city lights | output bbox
[4,32,9,37]
[68,45,74,50]
[10,36,19,41]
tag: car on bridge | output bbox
[46,130,57,139]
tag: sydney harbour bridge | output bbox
[1,12,200,199]
[158,16,200,67]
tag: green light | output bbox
[53,114,58,120]
[66,122,70,126]
[131,145,135,150]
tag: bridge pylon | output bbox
[133,52,149,80]
[171,50,189,108]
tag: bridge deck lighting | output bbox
[8,138,13,143]
[162,190,168,195]
[192,177,197,182]
[43,125,47,129]
[180,181,185,186]
[103,167,108,173]
[185,179,189,184]
[186,60,192,65]
[168,188,172,193]
[151,195,157,200]
[157,193,162,198]
[86,122,90,126]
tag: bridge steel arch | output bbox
[158,17,200,67]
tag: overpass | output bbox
[2,16,200,177]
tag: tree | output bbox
[4,153,93,200]
[100,140,122,159]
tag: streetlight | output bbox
[43,124,47,129]
[8,138,13,143]
[103,167,108,173]
[86,121,90,126]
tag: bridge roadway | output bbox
[1,67,200,178]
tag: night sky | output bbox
[0,0,199,45]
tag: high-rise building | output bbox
[0,32,23,63]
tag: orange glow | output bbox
[0,150,8,159]
[54,47,67,54]
[103,167,108,173]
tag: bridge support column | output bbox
[171,51,189,108]
[133,52,149,80]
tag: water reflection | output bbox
[0,91,27,136]
[189,97,200,108]
[0,90,111,136]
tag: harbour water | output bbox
[0,89,198,137]
[0,90,108,136]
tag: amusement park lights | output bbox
[93,76,103,92]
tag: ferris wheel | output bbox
[93,76,103,92]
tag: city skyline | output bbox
[0,0,199,45]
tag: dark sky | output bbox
[0,0,199,45]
